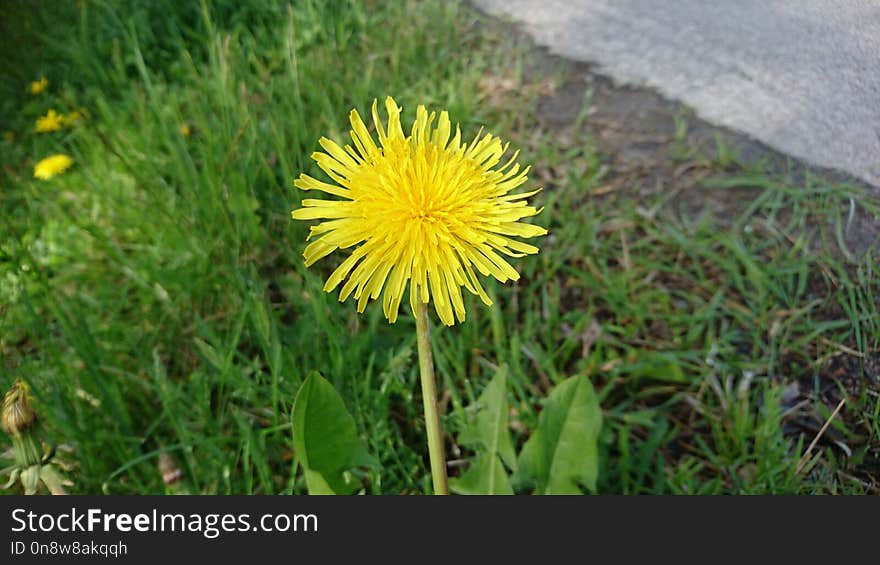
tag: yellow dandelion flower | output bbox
[180,123,192,137]
[35,109,63,133]
[33,154,74,180]
[30,77,48,95]
[291,96,547,326]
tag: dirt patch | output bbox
[555,67,880,257]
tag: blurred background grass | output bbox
[1,0,877,494]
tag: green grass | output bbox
[2,0,878,495]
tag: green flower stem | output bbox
[415,301,448,495]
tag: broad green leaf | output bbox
[302,469,335,495]
[291,373,375,495]
[516,375,602,494]
[450,365,516,494]
[450,455,513,495]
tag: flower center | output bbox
[412,207,439,222]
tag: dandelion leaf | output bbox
[292,373,376,495]
[516,376,602,494]
[450,365,516,494]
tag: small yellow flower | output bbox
[291,97,547,326]
[34,154,74,180]
[29,77,48,95]
[180,123,192,137]
[35,109,63,133]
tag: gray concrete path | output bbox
[474,0,880,189]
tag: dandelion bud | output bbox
[2,380,36,437]
[1,380,73,494]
